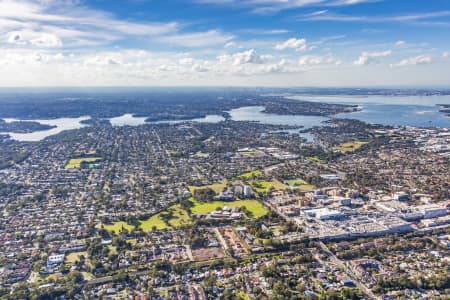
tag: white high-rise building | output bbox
[243,185,253,198]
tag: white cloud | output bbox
[213,50,303,76]
[242,28,291,35]
[191,63,209,73]
[264,29,290,34]
[0,0,178,35]
[224,41,236,48]
[299,55,342,66]
[84,55,122,66]
[156,30,234,47]
[218,49,270,66]
[0,0,447,87]
[0,49,59,65]
[0,0,178,48]
[275,38,307,51]
[194,0,380,13]
[391,55,433,67]
[354,50,391,65]
[329,0,380,5]
[301,10,450,23]
[6,30,62,47]
[7,32,26,45]
[178,58,194,65]
[30,33,62,47]
[0,47,447,87]
[394,40,406,47]
[158,65,172,72]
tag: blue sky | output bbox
[0,0,449,87]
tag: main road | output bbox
[318,242,379,300]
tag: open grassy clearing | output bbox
[65,157,102,169]
[298,184,317,191]
[112,205,193,233]
[126,238,137,245]
[188,182,227,194]
[65,251,87,263]
[236,291,251,300]
[81,272,94,281]
[250,179,288,193]
[269,179,288,190]
[139,214,170,231]
[107,245,117,255]
[250,181,272,193]
[103,221,134,234]
[237,170,262,180]
[104,207,186,233]
[338,141,369,153]
[283,179,316,190]
[284,178,308,186]
[271,225,283,236]
[105,214,171,233]
[166,204,192,227]
[308,156,325,163]
[190,198,268,218]
[105,188,269,234]
[239,151,264,157]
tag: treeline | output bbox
[373,269,450,293]
[0,151,30,169]
[193,188,216,202]
[0,182,24,197]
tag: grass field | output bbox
[104,205,192,233]
[190,198,268,218]
[284,179,308,186]
[139,214,170,231]
[237,170,262,180]
[166,204,192,227]
[106,215,170,233]
[270,179,288,190]
[338,141,369,153]
[308,156,325,163]
[126,238,137,245]
[189,182,227,194]
[239,151,262,156]
[66,251,87,263]
[298,184,317,191]
[250,179,287,193]
[65,157,102,169]
[104,183,269,234]
[82,272,94,281]
[237,291,251,300]
[140,204,192,231]
[103,221,134,234]
[108,245,117,255]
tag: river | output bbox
[1,95,449,142]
